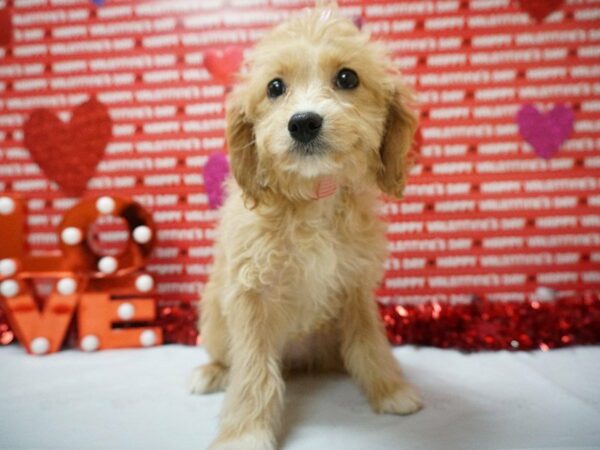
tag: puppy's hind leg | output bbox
[189,267,230,395]
[339,288,423,415]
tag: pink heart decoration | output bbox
[204,47,244,85]
[203,153,230,209]
[516,104,574,159]
[24,98,112,196]
[516,0,564,22]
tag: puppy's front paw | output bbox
[189,363,228,395]
[375,383,423,415]
[208,430,275,450]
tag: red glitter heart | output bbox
[24,98,112,196]
[517,0,564,21]
[204,46,244,85]
[0,9,12,47]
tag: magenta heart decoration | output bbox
[353,15,364,30]
[516,104,574,159]
[203,153,230,209]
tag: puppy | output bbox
[190,5,421,450]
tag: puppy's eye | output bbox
[267,78,286,98]
[335,68,359,90]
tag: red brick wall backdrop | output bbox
[1,0,599,349]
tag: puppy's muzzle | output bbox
[288,112,323,145]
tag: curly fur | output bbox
[190,5,421,450]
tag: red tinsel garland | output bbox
[2,294,600,351]
[381,293,600,351]
[156,303,200,346]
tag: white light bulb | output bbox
[0,280,19,298]
[30,337,50,355]
[0,197,15,215]
[98,256,118,274]
[139,330,157,347]
[96,196,116,215]
[135,274,154,293]
[0,259,17,277]
[132,225,152,244]
[81,335,100,352]
[57,277,77,296]
[61,227,83,246]
[117,302,135,321]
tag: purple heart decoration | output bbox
[203,153,230,209]
[516,104,574,159]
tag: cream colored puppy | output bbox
[190,6,421,450]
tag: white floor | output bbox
[1,344,599,450]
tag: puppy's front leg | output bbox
[209,289,285,450]
[340,288,423,415]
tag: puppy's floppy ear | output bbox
[225,96,263,208]
[376,81,417,199]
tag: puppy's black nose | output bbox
[288,112,323,144]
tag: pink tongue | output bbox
[312,176,337,199]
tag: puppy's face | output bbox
[227,9,416,206]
